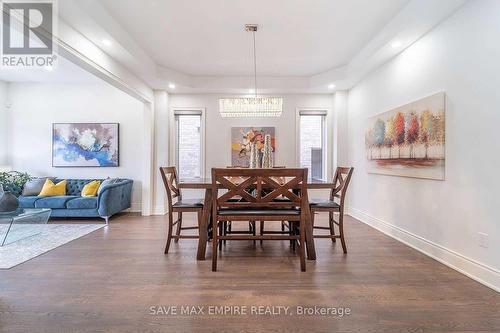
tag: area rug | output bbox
[0,224,105,269]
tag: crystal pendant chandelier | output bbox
[219,25,283,118]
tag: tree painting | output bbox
[384,117,394,158]
[394,112,405,158]
[365,92,445,180]
[420,110,432,158]
[406,113,419,158]
[373,119,386,158]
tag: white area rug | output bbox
[0,224,105,269]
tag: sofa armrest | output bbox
[97,179,133,217]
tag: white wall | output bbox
[169,94,334,173]
[6,82,144,210]
[347,0,500,289]
[167,94,334,202]
[0,81,8,165]
[153,90,169,214]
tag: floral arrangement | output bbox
[0,171,32,188]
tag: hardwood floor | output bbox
[0,213,498,333]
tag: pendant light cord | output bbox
[253,30,257,98]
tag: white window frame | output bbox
[169,107,206,178]
[296,108,330,180]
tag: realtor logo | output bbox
[1,0,57,68]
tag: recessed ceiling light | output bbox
[328,84,336,90]
[102,39,112,46]
[248,89,255,94]
[168,83,176,89]
[391,41,402,49]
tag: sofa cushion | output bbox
[35,196,79,209]
[18,196,40,208]
[58,179,102,196]
[39,179,67,197]
[66,197,98,210]
[98,178,120,195]
[81,180,100,197]
[22,177,55,196]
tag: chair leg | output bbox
[299,221,306,272]
[206,212,212,242]
[281,221,285,232]
[250,221,256,245]
[212,217,218,272]
[225,221,232,245]
[164,211,174,254]
[223,221,227,246]
[174,212,182,243]
[329,212,336,243]
[218,222,224,251]
[339,212,347,253]
[260,220,264,245]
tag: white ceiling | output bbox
[0,56,100,83]
[99,0,409,77]
[5,0,465,94]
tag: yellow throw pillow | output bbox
[38,179,67,197]
[81,180,101,197]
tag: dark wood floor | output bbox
[0,214,498,333]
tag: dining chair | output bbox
[258,166,287,243]
[223,166,286,246]
[222,166,256,246]
[159,166,205,254]
[310,167,354,253]
[211,168,309,271]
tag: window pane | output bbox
[300,115,324,180]
[177,115,201,178]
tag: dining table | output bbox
[178,177,336,261]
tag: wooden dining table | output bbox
[178,177,336,261]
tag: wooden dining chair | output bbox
[310,167,354,253]
[159,166,204,254]
[211,168,309,271]
[223,166,286,246]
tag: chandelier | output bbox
[219,25,283,118]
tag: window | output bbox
[299,110,327,180]
[174,110,203,178]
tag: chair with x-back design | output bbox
[309,167,354,253]
[211,168,309,272]
[159,166,205,254]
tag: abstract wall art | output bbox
[231,127,275,167]
[52,123,119,167]
[365,92,445,180]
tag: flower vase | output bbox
[261,134,273,169]
[249,142,257,168]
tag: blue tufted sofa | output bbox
[5,178,133,224]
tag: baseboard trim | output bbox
[129,203,142,213]
[152,206,166,215]
[348,207,500,293]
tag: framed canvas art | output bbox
[52,123,119,167]
[365,92,445,180]
[231,127,275,167]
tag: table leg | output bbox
[197,188,212,260]
[303,191,317,260]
